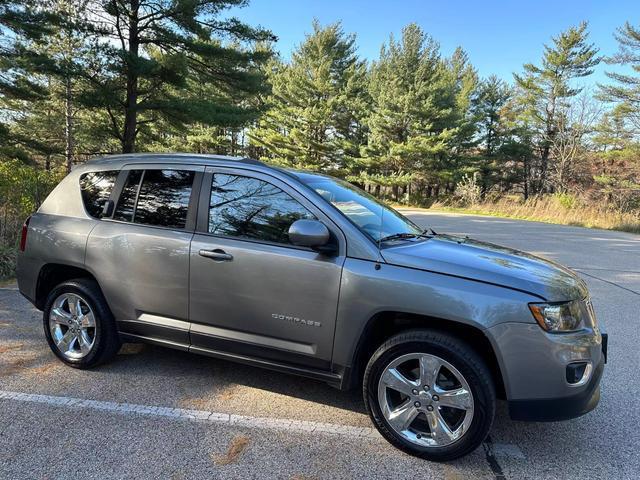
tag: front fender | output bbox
[332,258,540,369]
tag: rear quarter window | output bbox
[79,171,119,218]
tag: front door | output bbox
[189,168,345,370]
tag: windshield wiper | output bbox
[379,230,434,243]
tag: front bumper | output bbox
[508,354,604,421]
[488,323,606,422]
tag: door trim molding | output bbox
[190,323,317,355]
[188,345,341,385]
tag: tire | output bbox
[363,329,496,461]
[43,278,121,368]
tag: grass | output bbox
[0,276,15,287]
[0,245,16,281]
[415,196,640,234]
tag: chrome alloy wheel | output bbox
[377,353,474,447]
[49,293,97,360]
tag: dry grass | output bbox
[429,196,640,234]
[212,435,250,465]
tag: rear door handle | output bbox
[199,249,233,262]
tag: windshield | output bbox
[298,173,422,242]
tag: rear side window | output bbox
[135,169,195,229]
[113,169,195,229]
[79,171,119,218]
[208,173,315,244]
[113,170,142,222]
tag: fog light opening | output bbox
[566,362,593,386]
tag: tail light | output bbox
[19,216,31,252]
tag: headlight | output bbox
[529,299,594,332]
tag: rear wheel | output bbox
[363,330,496,461]
[43,278,121,368]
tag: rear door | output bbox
[189,167,346,370]
[86,164,203,346]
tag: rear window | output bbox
[113,169,195,229]
[79,171,119,218]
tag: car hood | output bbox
[380,234,588,301]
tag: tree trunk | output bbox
[392,185,399,201]
[65,76,74,173]
[523,155,530,200]
[121,0,140,154]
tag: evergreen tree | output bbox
[76,0,274,153]
[514,22,600,193]
[365,24,461,200]
[441,47,479,188]
[600,22,640,134]
[250,21,368,172]
[0,1,59,157]
[471,75,513,193]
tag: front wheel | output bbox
[363,330,496,461]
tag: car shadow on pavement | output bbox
[107,342,368,415]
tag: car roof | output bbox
[80,153,338,184]
[84,153,264,168]
[80,153,348,189]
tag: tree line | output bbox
[1,1,639,213]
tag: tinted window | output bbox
[79,170,118,218]
[208,174,315,244]
[113,170,142,222]
[134,169,195,229]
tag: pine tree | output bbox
[600,22,640,133]
[514,22,600,193]
[74,0,274,153]
[365,24,462,200]
[249,21,369,172]
[440,47,479,189]
[0,1,59,156]
[471,75,512,193]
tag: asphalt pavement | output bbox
[1,211,638,479]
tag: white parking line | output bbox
[0,389,527,460]
[0,390,381,439]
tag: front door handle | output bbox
[199,249,233,262]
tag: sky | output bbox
[227,0,637,87]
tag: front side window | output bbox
[208,173,315,244]
[79,170,119,218]
[113,169,195,229]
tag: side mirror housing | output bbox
[288,219,334,253]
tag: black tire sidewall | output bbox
[363,331,496,461]
[43,279,117,368]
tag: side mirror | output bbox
[288,219,334,252]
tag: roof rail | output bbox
[84,153,267,167]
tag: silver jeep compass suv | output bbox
[16,154,607,461]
